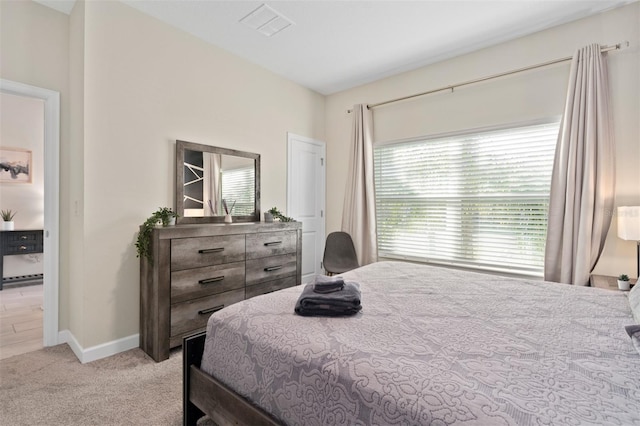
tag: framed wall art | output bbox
[0,147,32,183]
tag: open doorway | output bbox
[0,92,45,359]
[1,79,60,357]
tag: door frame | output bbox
[1,79,60,347]
[286,133,326,280]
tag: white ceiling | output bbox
[36,0,635,94]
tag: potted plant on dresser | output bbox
[135,207,179,262]
[267,206,295,222]
[617,274,631,291]
[1,209,16,230]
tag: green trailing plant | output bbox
[618,274,630,282]
[267,207,295,222]
[1,209,16,221]
[136,207,179,261]
[156,206,179,226]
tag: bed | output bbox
[183,261,640,425]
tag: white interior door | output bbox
[287,133,326,284]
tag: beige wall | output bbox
[1,0,70,328]
[2,0,324,349]
[0,93,45,278]
[78,1,325,347]
[325,2,640,279]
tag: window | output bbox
[221,166,255,216]
[374,121,559,276]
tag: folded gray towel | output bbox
[295,281,362,317]
[313,275,345,293]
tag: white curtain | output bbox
[203,153,222,216]
[342,104,378,265]
[544,44,615,286]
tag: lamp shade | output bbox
[618,206,640,241]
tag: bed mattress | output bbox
[200,261,640,425]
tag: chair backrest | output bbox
[322,232,359,275]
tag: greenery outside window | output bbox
[374,120,560,276]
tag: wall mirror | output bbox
[176,140,260,224]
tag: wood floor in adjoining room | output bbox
[0,284,43,360]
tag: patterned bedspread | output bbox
[200,261,640,425]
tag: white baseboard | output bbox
[58,329,83,361]
[58,330,140,364]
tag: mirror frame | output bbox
[176,140,261,224]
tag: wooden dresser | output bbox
[140,221,301,362]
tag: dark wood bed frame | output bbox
[183,332,282,426]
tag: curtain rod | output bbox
[347,42,628,113]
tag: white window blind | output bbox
[221,167,255,216]
[374,121,559,276]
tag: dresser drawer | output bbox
[246,253,297,285]
[171,261,245,304]
[170,288,245,340]
[246,231,297,260]
[246,275,297,299]
[171,235,245,271]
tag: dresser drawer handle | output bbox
[264,241,282,246]
[20,235,29,240]
[264,265,282,272]
[19,245,28,251]
[198,276,225,285]
[198,305,224,315]
[198,248,224,254]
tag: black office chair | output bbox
[323,232,359,276]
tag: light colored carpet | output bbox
[0,343,213,425]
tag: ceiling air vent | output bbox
[239,3,294,37]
